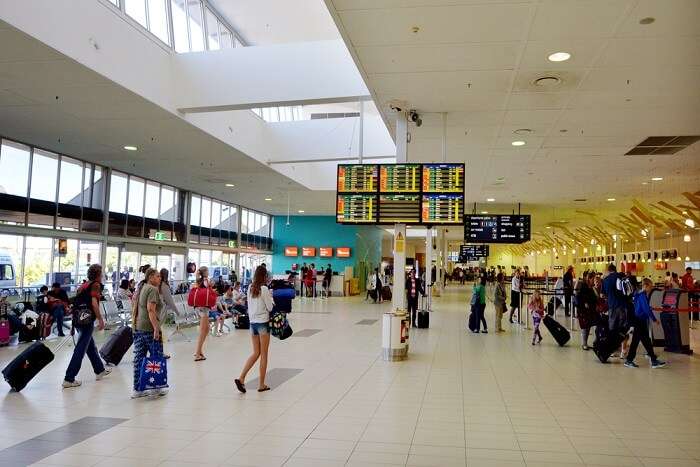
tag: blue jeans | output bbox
[133,331,162,391]
[475,303,487,331]
[52,304,68,336]
[64,324,105,382]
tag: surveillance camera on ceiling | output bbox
[409,110,422,127]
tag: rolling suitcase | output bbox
[37,312,53,340]
[381,285,392,301]
[99,325,133,366]
[235,312,250,329]
[417,310,429,328]
[0,319,11,346]
[2,338,69,392]
[468,308,478,332]
[542,315,570,346]
[592,315,624,363]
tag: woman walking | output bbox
[235,266,273,393]
[132,267,166,398]
[62,264,110,388]
[576,272,598,350]
[494,273,507,332]
[193,266,213,362]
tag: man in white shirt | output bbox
[509,269,521,323]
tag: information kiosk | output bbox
[658,289,692,354]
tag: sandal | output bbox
[257,386,271,393]
[194,355,206,362]
[234,379,246,393]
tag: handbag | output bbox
[269,311,293,340]
[187,286,217,308]
[137,341,168,392]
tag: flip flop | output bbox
[194,355,206,362]
[234,379,246,393]
[257,386,271,392]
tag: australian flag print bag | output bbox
[137,342,168,392]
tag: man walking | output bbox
[625,278,667,369]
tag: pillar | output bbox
[391,112,408,310]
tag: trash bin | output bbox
[382,310,409,361]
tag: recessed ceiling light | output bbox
[548,51,571,62]
[297,210,305,213]
[480,211,488,214]
[642,181,648,185]
[546,226,551,229]
[651,177,663,181]
[511,141,526,147]
[639,17,655,25]
[607,198,616,202]
[486,198,495,202]
[264,198,272,201]
[123,145,137,151]
[225,183,235,187]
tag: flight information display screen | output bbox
[464,214,531,244]
[459,244,489,262]
[421,194,464,224]
[380,164,421,193]
[422,163,465,193]
[336,194,377,223]
[378,194,421,224]
[337,164,378,193]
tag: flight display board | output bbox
[421,194,464,225]
[422,163,465,193]
[464,214,531,244]
[336,194,377,224]
[337,164,378,193]
[378,194,421,224]
[337,163,464,225]
[380,164,421,193]
[459,244,489,262]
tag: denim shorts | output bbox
[250,322,269,336]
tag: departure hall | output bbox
[0,1,699,466]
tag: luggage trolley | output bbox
[654,289,693,355]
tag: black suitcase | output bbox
[592,317,624,362]
[99,326,133,366]
[235,313,250,329]
[369,289,378,301]
[542,315,570,346]
[417,310,429,328]
[468,310,477,332]
[2,341,55,392]
[381,285,392,301]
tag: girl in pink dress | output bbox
[529,290,545,345]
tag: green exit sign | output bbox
[154,231,167,241]
[228,240,237,248]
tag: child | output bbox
[529,290,544,345]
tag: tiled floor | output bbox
[0,286,698,467]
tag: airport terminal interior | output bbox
[0,0,700,466]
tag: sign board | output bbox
[284,246,298,257]
[302,247,316,257]
[459,244,488,262]
[57,238,68,256]
[464,214,531,244]
[227,240,237,248]
[336,247,351,258]
[319,247,333,257]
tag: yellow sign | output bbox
[395,232,405,254]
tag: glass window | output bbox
[125,0,148,28]
[127,176,145,216]
[23,236,53,287]
[219,24,233,48]
[0,140,30,197]
[171,0,189,52]
[147,0,170,44]
[52,238,78,286]
[91,167,104,210]
[0,234,23,287]
[160,185,175,221]
[211,201,221,229]
[201,197,211,228]
[109,172,128,214]
[190,195,201,225]
[30,149,58,202]
[199,249,211,268]
[187,0,205,52]
[58,156,83,206]
[144,181,160,219]
[108,0,120,6]
[205,8,220,50]
[77,241,102,284]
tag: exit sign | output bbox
[228,240,237,248]
[154,231,167,241]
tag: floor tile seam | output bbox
[277,350,385,466]
[457,312,469,462]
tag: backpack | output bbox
[470,287,479,306]
[616,276,634,297]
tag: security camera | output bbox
[389,104,403,113]
[409,110,422,127]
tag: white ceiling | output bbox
[208,0,340,46]
[326,0,700,229]
[0,20,327,215]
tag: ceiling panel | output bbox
[528,0,635,40]
[616,0,700,38]
[598,37,700,68]
[519,39,606,70]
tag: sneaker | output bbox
[131,390,148,399]
[582,345,589,351]
[651,360,667,369]
[481,330,488,334]
[624,361,639,368]
[95,368,112,381]
[62,380,82,389]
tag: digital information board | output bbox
[459,244,489,262]
[421,194,463,225]
[336,194,377,224]
[380,164,421,193]
[422,163,465,193]
[464,214,531,244]
[337,163,464,225]
[378,194,421,224]
[337,164,378,193]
